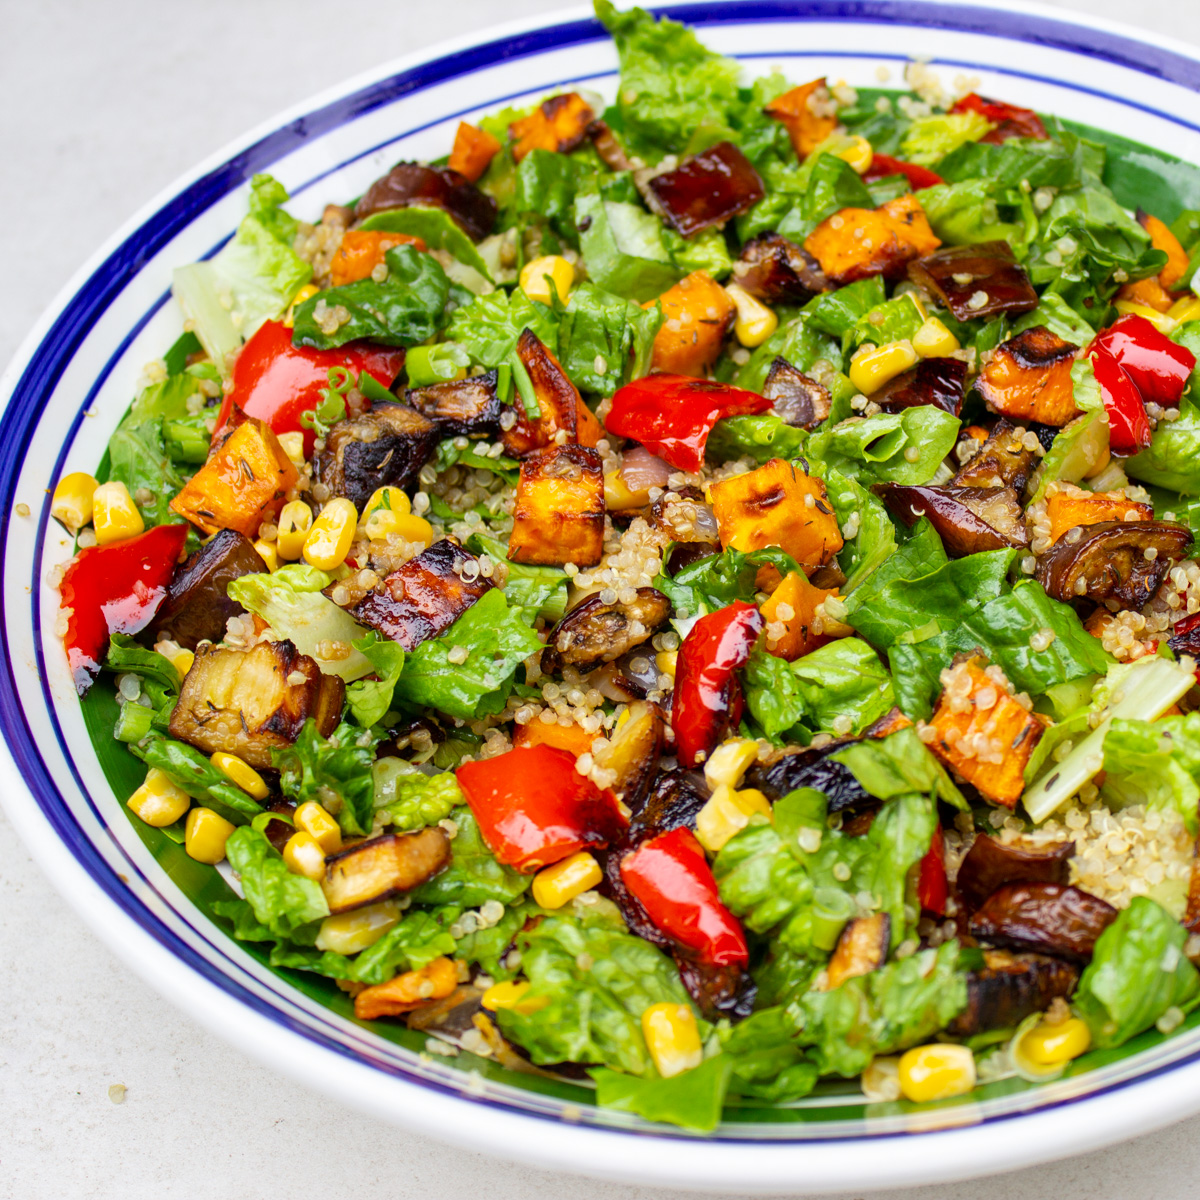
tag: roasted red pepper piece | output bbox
[951,93,1048,143]
[862,153,944,190]
[1091,314,1195,408]
[211,321,408,457]
[1168,612,1200,681]
[1088,347,1153,455]
[58,523,189,695]
[620,827,749,966]
[672,601,765,768]
[456,744,627,872]
[917,824,949,917]
[605,376,772,473]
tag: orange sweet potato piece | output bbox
[514,719,598,757]
[353,957,459,1020]
[710,458,843,573]
[1117,276,1174,314]
[170,417,299,537]
[501,329,602,457]
[760,571,838,661]
[447,121,502,183]
[329,229,427,287]
[1138,209,1192,292]
[508,444,605,567]
[1045,487,1153,544]
[976,326,1080,427]
[642,271,735,376]
[924,656,1049,809]
[509,93,595,162]
[764,79,838,159]
[1083,608,1157,661]
[803,194,941,284]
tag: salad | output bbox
[48,0,1200,1132]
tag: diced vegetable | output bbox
[825,914,890,989]
[447,121,502,182]
[641,271,736,376]
[540,587,670,673]
[877,484,1029,556]
[947,950,1078,1037]
[804,194,941,284]
[508,444,605,567]
[969,882,1117,963]
[508,93,595,161]
[322,827,451,914]
[329,229,426,287]
[975,326,1081,427]
[908,241,1039,322]
[950,93,1048,142]
[500,329,602,456]
[648,142,765,238]
[763,79,838,158]
[733,234,828,305]
[406,369,502,436]
[353,162,497,240]
[957,833,1074,911]
[1044,487,1152,544]
[760,570,836,662]
[354,956,458,1019]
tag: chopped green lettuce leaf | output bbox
[373,757,463,831]
[272,720,378,837]
[805,407,961,486]
[412,807,530,907]
[224,826,329,939]
[592,1053,734,1132]
[345,633,406,728]
[900,111,994,165]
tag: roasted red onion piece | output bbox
[648,142,766,238]
[733,233,829,304]
[762,358,831,429]
[908,241,1038,321]
[619,444,674,492]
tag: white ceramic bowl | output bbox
[5,1,1200,1191]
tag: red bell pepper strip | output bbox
[1091,314,1195,408]
[1088,347,1153,456]
[917,824,949,917]
[620,827,749,966]
[862,153,944,190]
[456,743,627,872]
[605,375,772,473]
[672,601,764,768]
[58,522,189,695]
[211,321,408,457]
[950,93,1048,143]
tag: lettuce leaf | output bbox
[575,190,681,302]
[135,735,263,825]
[704,413,808,465]
[465,532,568,621]
[805,407,961,486]
[412,807,530,907]
[900,111,993,165]
[592,1053,734,1131]
[822,468,897,592]
[223,826,329,940]
[345,633,406,728]
[272,720,378,837]
[1127,397,1200,494]
[1101,713,1200,838]
[556,281,664,394]
[373,757,462,831]
[359,205,493,281]
[718,1007,818,1102]
[653,546,801,618]
[831,725,967,809]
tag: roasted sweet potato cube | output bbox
[764,79,838,158]
[338,538,494,650]
[508,444,604,567]
[864,706,914,739]
[170,417,299,537]
[406,370,502,437]
[642,271,735,376]
[709,458,843,573]
[734,233,829,304]
[804,194,941,285]
[976,326,1081,427]
[760,571,837,661]
[513,719,598,758]
[353,957,459,1020]
[168,640,344,770]
[1117,276,1174,314]
[825,914,890,990]
[647,142,765,239]
[1138,209,1192,291]
[924,655,1048,809]
[509,92,595,162]
[952,419,1039,491]
[447,121,502,183]
[322,827,451,914]
[908,240,1038,322]
[501,330,603,456]
[1045,484,1153,544]
[329,229,426,287]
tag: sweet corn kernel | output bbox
[303,497,358,570]
[694,784,773,853]
[655,650,678,677]
[912,316,960,358]
[1167,295,1200,324]
[704,737,760,790]
[295,801,343,854]
[91,480,145,546]
[51,471,98,533]
[604,469,651,512]
[531,851,603,909]
[849,339,920,395]
[363,508,434,547]
[725,283,779,348]
[126,767,191,827]
[897,1043,976,1103]
[283,831,327,880]
[210,751,270,800]
[361,485,411,520]
[315,900,400,954]
[167,647,195,679]
[520,254,575,304]
[835,134,874,174]
[1020,1016,1091,1066]
[284,283,319,327]
[642,1002,703,1078]
[276,431,306,466]
[1114,300,1178,334]
[184,806,235,865]
[276,500,313,560]
[481,979,550,1015]
[252,538,281,572]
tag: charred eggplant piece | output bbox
[1035,520,1193,607]
[353,162,497,240]
[947,950,1079,1037]
[677,958,757,1022]
[589,650,665,704]
[952,419,1039,492]
[648,142,766,238]
[870,357,966,416]
[630,768,711,837]
[591,700,665,810]
[825,914,890,990]
[406,370,502,437]
[262,801,298,853]
[314,403,439,510]
[975,326,1080,428]
[969,882,1117,963]
[877,483,1030,556]
[908,240,1038,321]
[666,541,719,576]
[322,826,451,914]
[957,834,1075,912]
[733,233,828,304]
[747,744,869,812]
[762,357,831,429]
[540,588,670,674]
[150,529,265,650]
[168,641,344,769]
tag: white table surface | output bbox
[5,1,1200,1196]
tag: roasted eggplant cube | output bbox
[969,882,1118,963]
[314,403,439,510]
[804,194,941,284]
[975,326,1080,427]
[648,142,766,239]
[509,92,595,161]
[877,484,1029,556]
[762,357,832,429]
[339,538,493,650]
[406,370,502,437]
[322,827,451,914]
[508,445,605,567]
[676,957,757,1023]
[747,744,869,812]
[168,641,344,770]
[501,329,602,457]
[825,914,890,990]
[151,529,266,650]
[871,357,966,416]
[353,162,497,241]
[541,588,670,674]
[956,833,1074,912]
[952,419,1039,491]
[733,234,828,305]
[947,950,1079,1037]
[908,241,1038,322]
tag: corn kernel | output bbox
[284,283,319,328]
[252,538,281,572]
[642,1002,703,1078]
[295,801,343,854]
[704,737,760,790]
[168,648,195,678]
[849,339,920,395]
[363,508,434,546]
[725,283,779,348]
[283,831,327,880]
[303,497,358,570]
[276,431,306,466]
[655,650,678,677]
[210,751,270,800]
[276,500,313,560]
[695,784,772,853]
[184,806,235,865]
[126,767,191,827]
[912,317,960,359]
[481,979,550,1015]
[835,134,874,174]
[91,480,145,546]
[361,485,411,520]
[897,1043,976,1103]
[1020,1016,1091,1066]
[315,900,400,954]
[604,469,651,512]
[520,254,575,304]
[1167,295,1200,324]
[51,471,98,533]
[531,851,603,909]
[1114,300,1178,334]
